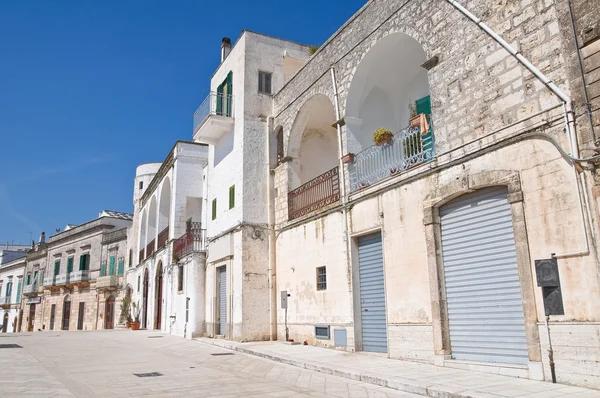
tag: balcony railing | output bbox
[69,271,90,283]
[288,166,340,221]
[23,283,38,295]
[157,226,169,250]
[55,273,70,285]
[146,239,155,259]
[96,275,119,289]
[139,248,145,264]
[173,223,206,260]
[193,92,233,132]
[0,296,9,305]
[347,117,435,193]
[43,276,56,287]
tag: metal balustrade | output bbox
[157,226,169,250]
[347,118,435,193]
[193,92,233,132]
[173,223,206,261]
[146,239,155,259]
[288,166,341,221]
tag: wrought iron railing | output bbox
[288,166,340,221]
[173,223,206,260]
[0,296,10,305]
[347,117,434,192]
[146,239,155,259]
[157,226,169,250]
[193,92,233,132]
[43,276,56,287]
[23,284,36,295]
[138,248,145,264]
[68,271,90,283]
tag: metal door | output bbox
[358,233,388,353]
[218,266,227,336]
[440,187,528,365]
[62,301,71,331]
[50,304,56,330]
[77,302,85,330]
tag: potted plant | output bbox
[120,296,131,328]
[342,153,355,163]
[130,301,141,331]
[373,128,393,146]
[409,101,420,128]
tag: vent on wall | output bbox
[315,325,330,339]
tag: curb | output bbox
[195,339,477,398]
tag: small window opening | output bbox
[258,71,272,94]
[316,266,327,291]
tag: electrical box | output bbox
[535,258,564,316]
[280,291,288,310]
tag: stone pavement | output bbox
[0,330,420,397]
[195,338,600,398]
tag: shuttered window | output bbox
[229,185,235,209]
[178,265,184,292]
[54,260,60,276]
[100,263,107,277]
[26,274,31,285]
[16,279,22,303]
[212,198,217,220]
[109,256,116,276]
[79,254,89,271]
[39,270,44,285]
[117,259,124,276]
[258,71,272,94]
[67,257,73,273]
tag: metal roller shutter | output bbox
[358,233,388,353]
[440,187,528,365]
[218,267,227,336]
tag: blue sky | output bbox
[0,0,365,244]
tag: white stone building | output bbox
[192,32,310,341]
[127,141,209,338]
[0,256,25,333]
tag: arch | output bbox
[345,32,430,154]
[158,177,171,235]
[154,262,164,330]
[105,295,115,329]
[147,196,158,251]
[2,313,7,333]
[287,94,338,190]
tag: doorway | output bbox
[77,302,85,330]
[105,296,115,329]
[2,313,7,333]
[28,304,36,332]
[142,269,149,329]
[155,263,163,330]
[62,296,71,331]
[50,304,56,330]
[217,266,227,336]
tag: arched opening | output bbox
[154,262,163,330]
[105,295,115,330]
[345,32,433,192]
[139,210,147,263]
[2,313,8,333]
[157,179,171,250]
[62,295,71,331]
[142,268,149,329]
[147,197,158,257]
[286,95,340,220]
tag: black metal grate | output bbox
[210,353,234,356]
[0,344,22,349]
[148,336,163,339]
[133,372,163,378]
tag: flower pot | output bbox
[126,321,131,329]
[130,322,141,331]
[409,115,421,128]
[375,134,393,146]
[342,153,355,164]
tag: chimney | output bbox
[39,232,45,244]
[221,37,232,62]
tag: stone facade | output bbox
[0,256,25,333]
[266,0,600,389]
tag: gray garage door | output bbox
[440,187,528,365]
[218,266,227,336]
[358,232,388,353]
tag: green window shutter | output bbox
[54,260,60,276]
[416,95,431,115]
[67,257,73,273]
[100,263,106,277]
[226,71,233,117]
[216,84,224,115]
[212,198,217,220]
[117,259,124,276]
[79,255,84,271]
[229,185,235,209]
[16,280,22,303]
[109,256,116,276]
[39,271,44,284]
[26,274,31,285]
[84,254,90,271]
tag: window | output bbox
[39,270,44,285]
[229,185,235,209]
[67,257,74,273]
[109,256,116,276]
[79,254,90,271]
[316,266,327,291]
[139,181,143,190]
[26,273,31,285]
[258,71,272,94]
[100,263,107,277]
[54,260,60,276]
[212,198,217,220]
[128,249,133,269]
[315,325,330,339]
[33,271,38,286]
[137,275,140,292]
[178,265,184,292]
[118,259,124,276]
[4,281,10,297]
[275,125,284,166]
[16,279,22,303]
[216,71,233,117]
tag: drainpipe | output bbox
[445,0,594,259]
[266,115,277,341]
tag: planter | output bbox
[410,115,421,128]
[130,322,141,331]
[126,321,131,329]
[342,153,355,164]
[375,134,393,146]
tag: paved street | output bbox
[0,330,418,397]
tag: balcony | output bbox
[157,226,169,251]
[288,166,341,221]
[193,92,234,144]
[55,273,70,285]
[347,118,435,193]
[0,296,10,306]
[44,276,57,287]
[96,275,120,290]
[23,283,38,295]
[146,239,156,259]
[173,223,206,261]
[69,270,90,284]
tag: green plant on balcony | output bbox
[373,128,393,146]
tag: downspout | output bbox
[445,0,594,259]
[266,115,277,341]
